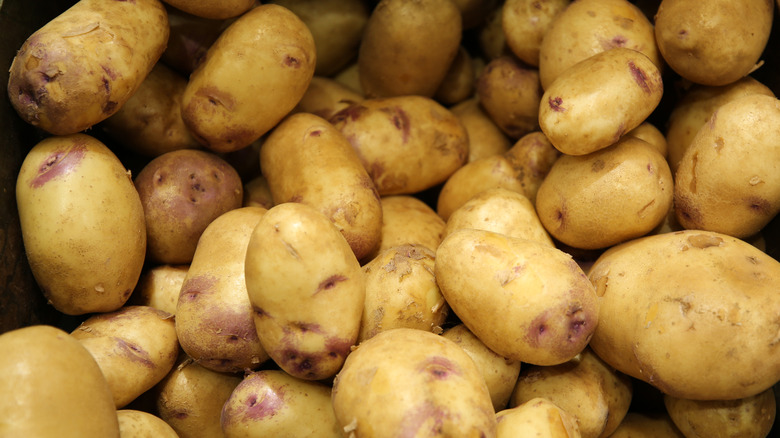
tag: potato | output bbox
[292,76,364,121]
[673,94,780,239]
[155,355,242,438]
[160,6,233,76]
[161,0,254,19]
[654,0,773,86]
[442,324,522,412]
[331,328,497,437]
[329,95,469,196]
[476,55,542,139]
[117,410,179,438]
[608,412,685,438]
[539,47,663,156]
[510,348,633,438]
[444,187,555,247]
[0,325,119,437]
[181,4,316,153]
[502,0,570,67]
[451,0,500,29]
[134,149,243,265]
[625,122,668,158]
[244,202,365,380]
[16,133,146,315]
[333,61,363,94]
[176,207,270,373]
[450,97,512,163]
[7,0,169,135]
[664,387,776,438]
[359,245,448,342]
[437,131,561,221]
[242,174,275,209]
[496,398,581,438]
[369,195,446,259]
[478,5,510,60]
[588,230,780,400]
[260,112,383,261]
[535,136,673,250]
[221,370,342,437]
[435,228,599,366]
[538,0,661,90]
[358,0,462,98]
[129,264,189,315]
[100,62,201,157]
[434,46,476,106]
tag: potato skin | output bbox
[161,0,255,19]
[664,388,776,438]
[117,410,179,438]
[502,0,570,67]
[16,134,146,315]
[496,398,582,438]
[477,55,542,139]
[369,195,446,259]
[7,0,169,135]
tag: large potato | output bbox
[7,0,169,135]
[16,134,146,315]
[435,228,599,366]
[664,388,776,438]
[588,230,780,400]
[181,4,316,153]
[332,328,497,437]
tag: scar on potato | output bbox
[548,96,566,112]
[243,383,285,420]
[115,338,155,368]
[628,61,652,94]
[315,275,348,294]
[418,356,462,380]
[31,143,87,188]
[179,275,218,302]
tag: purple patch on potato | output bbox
[399,402,447,437]
[283,55,301,68]
[222,373,285,428]
[548,96,566,112]
[418,356,462,380]
[329,104,368,124]
[628,61,652,94]
[325,336,354,359]
[315,275,348,294]
[30,143,87,188]
[178,275,218,302]
[115,337,155,368]
[195,86,236,112]
[379,106,411,143]
[101,65,118,80]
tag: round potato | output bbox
[129,264,189,315]
[369,195,446,259]
[502,0,570,67]
[450,97,512,163]
[476,55,542,139]
[117,410,179,438]
[496,398,582,438]
[664,388,776,438]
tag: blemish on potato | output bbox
[283,55,301,68]
[315,275,348,294]
[329,104,368,123]
[418,356,462,380]
[115,338,155,368]
[179,275,218,302]
[243,385,285,420]
[686,233,723,249]
[714,137,725,151]
[746,197,772,216]
[31,143,86,188]
[591,159,605,172]
[628,61,652,94]
[548,96,566,112]
[399,402,447,437]
[195,86,236,111]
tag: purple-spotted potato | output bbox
[502,0,570,67]
[476,55,542,139]
[129,264,189,315]
[450,97,512,163]
[435,228,599,366]
[175,207,270,373]
[117,410,179,438]
[7,0,169,135]
[664,388,776,438]
[292,76,364,121]
[368,195,446,260]
[160,0,255,19]
[332,328,497,437]
[496,398,581,438]
[244,202,365,380]
[16,134,146,315]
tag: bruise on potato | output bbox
[30,143,87,188]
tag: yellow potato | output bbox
[369,195,446,259]
[129,264,189,315]
[664,388,776,438]
[496,398,582,438]
[502,0,570,67]
[450,97,512,163]
[7,0,169,135]
[625,122,668,158]
[607,412,685,438]
[160,0,255,19]
[117,410,179,438]
[292,76,364,121]
[434,46,476,106]
[476,55,542,139]
[478,5,509,60]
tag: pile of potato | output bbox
[3,0,780,436]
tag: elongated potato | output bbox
[664,388,776,438]
[181,4,316,153]
[7,0,169,135]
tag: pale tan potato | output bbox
[7,0,169,135]
[181,4,316,153]
[70,305,179,408]
[588,230,780,400]
[444,187,555,247]
[664,388,776,438]
[535,136,673,250]
[333,61,363,94]
[539,47,663,156]
[674,94,780,239]
[161,0,254,19]
[370,195,446,258]
[625,122,668,158]
[332,328,497,437]
[607,412,685,438]
[442,324,522,412]
[16,134,146,315]
[292,76,365,121]
[654,0,773,86]
[329,95,469,196]
[117,410,179,438]
[476,55,542,139]
[242,174,275,209]
[260,112,383,261]
[435,228,599,366]
[244,202,365,380]
[496,398,581,438]
[359,245,448,342]
[129,264,189,315]
[538,0,661,90]
[437,131,560,221]
[502,0,570,67]
[450,97,512,162]
[434,46,476,106]
[175,207,269,373]
[222,370,342,437]
[0,325,120,437]
[358,0,462,98]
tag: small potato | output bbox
[7,0,169,135]
[70,306,179,408]
[332,328,497,437]
[607,412,685,438]
[129,264,189,315]
[244,203,365,380]
[444,187,555,247]
[369,195,446,259]
[292,76,364,121]
[450,97,512,162]
[434,46,476,106]
[502,0,570,67]
[260,112,383,261]
[478,5,510,60]
[161,0,255,19]
[435,228,599,366]
[442,324,522,412]
[625,122,668,158]
[221,370,342,437]
[161,7,233,76]
[496,398,581,438]
[654,0,773,86]
[664,388,776,438]
[16,134,146,315]
[333,61,363,94]
[359,245,448,342]
[176,207,270,373]
[535,136,673,250]
[134,149,243,265]
[330,95,469,196]
[358,0,462,98]
[242,174,275,209]
[539,47,663,156]
[674,94,780,239]
[476,55,542,139]
[181,4,316,153]
[117,410,179,438]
